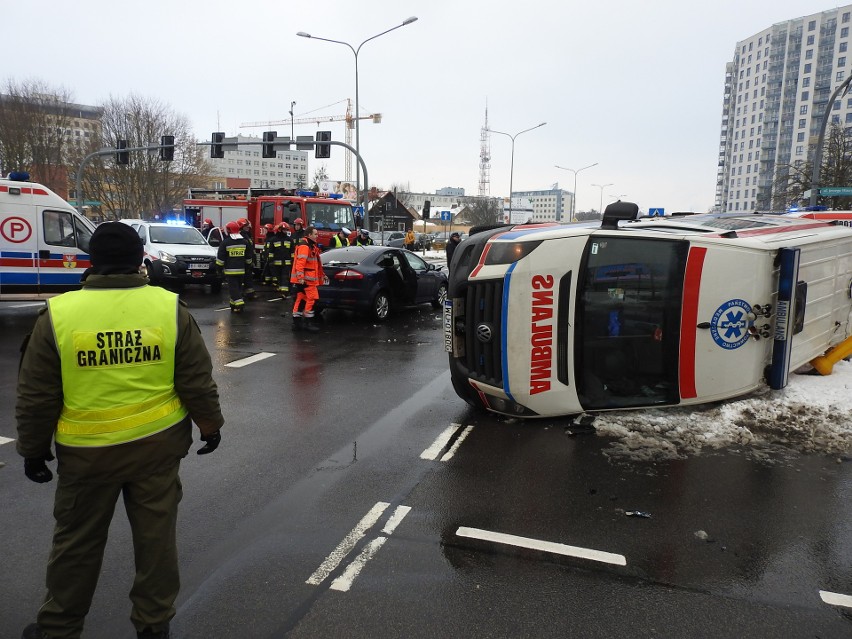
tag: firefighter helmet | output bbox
[237,217,250,228]
[225,221,241,234]
[203,218,213,225]
[276,222,291,232]
[293,218,304,226]
[264,223,274,232]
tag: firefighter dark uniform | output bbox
[261,224,278,286]
[217,221,253,312]
[274,222,293,297]
[290,218,306,246]
[237,218,256,299]
[290,226,325,332]
[16,222,223,639]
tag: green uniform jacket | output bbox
[16,273,225,483]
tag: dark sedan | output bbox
[316,246,448,321]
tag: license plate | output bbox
[188,263,208,270]
[444,299,453,352]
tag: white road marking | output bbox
[6,302,45,308]
[456,526,627,567]
[440,425,474,462]
[330,537,387,592]
[0,436,14,446]
[381,505,411,535]
[267,297,283,302]
[224,352,276,368]
[420,424,461,460]
[820,590,852,608]
[306,502,390,585]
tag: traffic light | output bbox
[315,131,331,159]
[423,199,431,219]
[159,135,175,161]
[262,131,277,158]
[211,132,225,159]
[116,140,129,165]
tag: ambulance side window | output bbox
[43,210,78,248]
[74,216,93,253]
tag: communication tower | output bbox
[478,104,491,197]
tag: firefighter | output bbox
[216,221,253,312]
[261,223,277,285]
[275,222,293,297]
[290,225,324,332]
[329,227,350,249]
[291,218,306,245]
[236,218,256,299]
[16,222,223,639]
[201,218,215,240]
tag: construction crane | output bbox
[240,99,381,182]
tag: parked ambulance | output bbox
[0,172,95,301]
[445,202,852,418]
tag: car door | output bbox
[400,250,434,303]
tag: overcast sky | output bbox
[1,0,840,211]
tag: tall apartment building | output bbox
[206,134,309,190]
[512,187,572,222]
[717,5,852,212]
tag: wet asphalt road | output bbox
[1,281,851,639]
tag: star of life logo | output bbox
[709,298,752,350]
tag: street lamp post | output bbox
[555,162,598,221]
[591,183,614,214]
[488,122,547,217]
[289,101,296,143]
[297,17,418,224]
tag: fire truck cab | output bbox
[184,187,357,268]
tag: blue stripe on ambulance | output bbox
[768,247,800,390]
[502,262,518,401]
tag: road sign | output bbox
[440,211,451,221]
[648,207,665,217]
[820,187,852,196]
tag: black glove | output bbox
[24,451,55,483]
[197,430,221,455]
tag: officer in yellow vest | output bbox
[16,222,224,639]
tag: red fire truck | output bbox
[183,187,357,266]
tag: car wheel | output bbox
[431,283,448,308]
[370,291,391,321]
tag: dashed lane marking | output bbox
[420,423,473,461]
[307,502,390,586]
[225,352,276,368]
[820,590,852,608]
[330,537,387,592]
[456,526,627,567]
[0,436,14,446]
[440,425,473,462]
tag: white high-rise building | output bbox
[717,5,852,212]
[206,134,309,190]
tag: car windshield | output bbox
[149,226,208,245]
[306,202,356,231]
[574,236,687,410]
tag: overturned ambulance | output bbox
[445,203,852,418]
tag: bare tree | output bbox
[311,165,329,191]
[0,78,77,192]
[387,182,412,208]
[82,94,210,219]
[459,196,502,226]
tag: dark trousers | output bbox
[37,464,182,639]
[226,275,245,308]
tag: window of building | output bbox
[796,145,804,155]
[808,20,816,31]
[806,49,814,60]
[799,118,807,128]
[803,77,811,87]
[834,114,842,124]
[802,91,810,101]
[845,12,851,23]
[842,42,849,52]
[807,35,815,45]
[839,71,846,81]
[840,57,847,67]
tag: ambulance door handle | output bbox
[39,250,50,260]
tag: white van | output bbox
[445,203,852,418]
[0,173,95,300]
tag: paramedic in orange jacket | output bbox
[290,226,324,332]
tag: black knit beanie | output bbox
[88,222,144,271]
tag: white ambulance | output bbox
[0,173,95,301]
[445,202,852,418]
